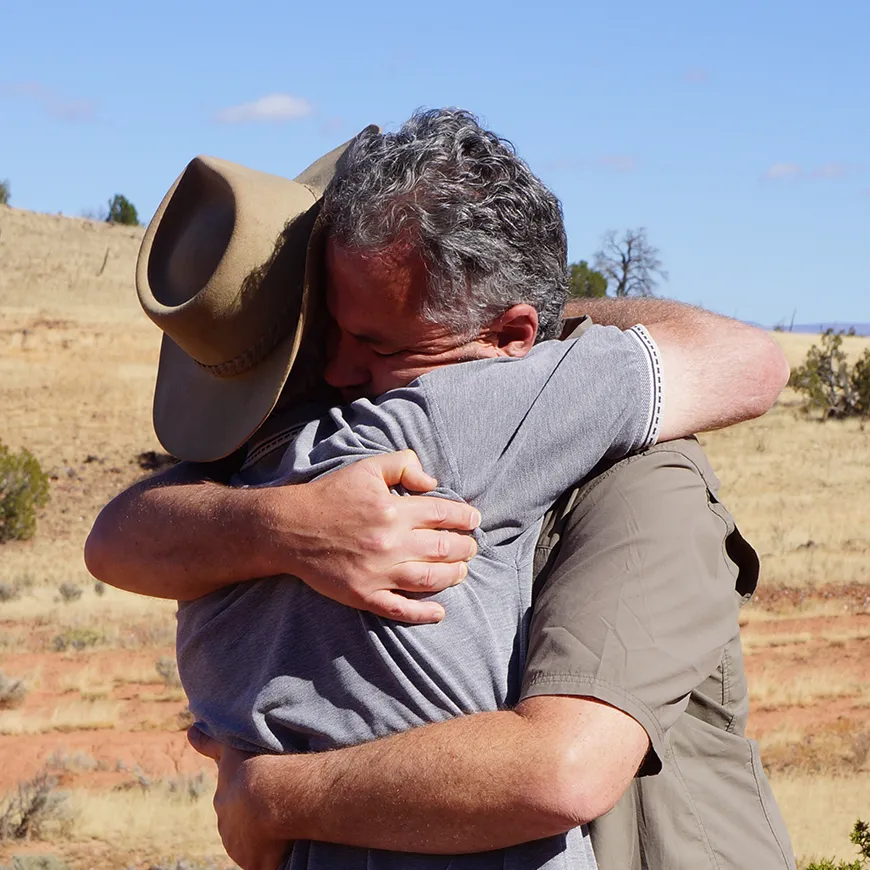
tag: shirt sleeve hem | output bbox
[520,672,667,776]
[625,325,663,448]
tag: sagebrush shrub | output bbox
[155,656,181,688]
[0,671,27,709]
[0,856,70,870]
[0,773,74,842]
[0,583,21,602]
[789,330,870,419]
[0,443,50,543]
[56,583,82,604]
[51,627,104,652]
[0,179,9,206]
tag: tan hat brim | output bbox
[153,318,304,463]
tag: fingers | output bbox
[406,529,478,563]
[404,495,481,531]
[187,725,221,761]
[364,589,447,625]
[362,450,438,493]
[389,559,468,594]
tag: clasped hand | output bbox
[275,449,480,624]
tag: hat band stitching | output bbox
[193,303,297,379]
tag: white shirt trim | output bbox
[626,324,663,448]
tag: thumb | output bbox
[187,725,221,761]
[367,450,437,493]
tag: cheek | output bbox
[370,358,435,392]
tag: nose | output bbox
[323,329,371,390]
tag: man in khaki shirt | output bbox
[87,109,795,869]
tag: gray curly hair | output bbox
[321,108,568,342]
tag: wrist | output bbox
[240,485,310,580]
[255,752,323,842]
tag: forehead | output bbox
[324,238,424,337]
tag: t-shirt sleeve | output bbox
[522,442,744,774]
[425,324,662,529]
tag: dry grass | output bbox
[742,626,870,651]
[771,772,870,865]
[749,669,868,710]
[758,719,870,775]
[741,631,815,651]
[70,783,223,858]
[0,700,122,735]
[744,597,868,620]
[58,661,168,697]
[0,585,176,654]
[700,418,870,590]
[698,330,870,592]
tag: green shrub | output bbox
[106,193,139,226]
[0,179,9,206]
[0,443,50,543]
[789,330,870,419]
[804,819,869,869]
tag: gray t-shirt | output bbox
[176,325,662,870]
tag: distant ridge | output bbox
[776,323,870,337]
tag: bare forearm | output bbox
[85,452,480,615]
[263,711,569,852]
[256,698,646,853]
[85,473,293,600]
[564,297,681,331]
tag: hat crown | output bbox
[139,156,317,373]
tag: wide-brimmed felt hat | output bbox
[136,126,378,462]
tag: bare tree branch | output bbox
[593,227,668,297]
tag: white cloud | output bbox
[763,161,863,181]
[597,154,638,173]
[213,93,314,124]
[763,163,801,180]
[682,68,710,84]
[320,117,345,135]
[543,155,638,173]
[810,162,859,179]
[0,81,95,122]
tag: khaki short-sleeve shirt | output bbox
[525,311,795,870]
[525,382,796,868]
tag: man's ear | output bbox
[480,304,539,357]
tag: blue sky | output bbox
[2,0,867,326]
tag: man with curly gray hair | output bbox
[322,109,568,343]
[89,109,795,870]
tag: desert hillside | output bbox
[1,207,868,869]
[0,205,145,316]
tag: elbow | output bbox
[83,513,114,584]
[747,333,791,419]
[525,745,620,833]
